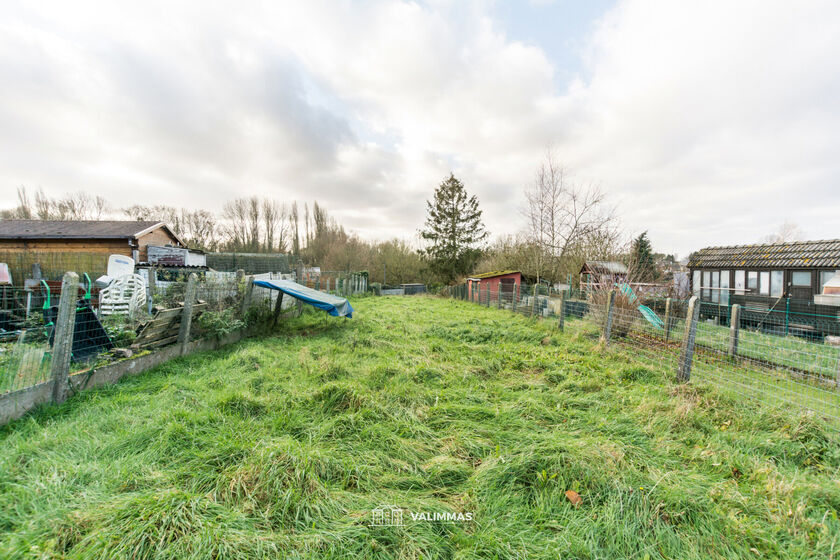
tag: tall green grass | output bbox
[1,296,839,559]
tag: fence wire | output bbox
[444,282,840,427]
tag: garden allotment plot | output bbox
[1,297,838,559]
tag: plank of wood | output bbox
[133,303,207,349]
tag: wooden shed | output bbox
[466,270,522,301]
[579,261,628,293]
[0,220,185,283]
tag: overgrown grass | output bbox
[1,296,839,559]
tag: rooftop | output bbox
[688,239,840,269]
[581,261,628,274]
[0,220,169,240]
[468,270,520,280]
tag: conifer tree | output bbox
[630,231,657,281]
[420,174,488,283]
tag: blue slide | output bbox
[617,283,664,329]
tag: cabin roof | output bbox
[468,270,520,280]
[688,239,840,269]
[581,261,628,275]
[0,220,183,244]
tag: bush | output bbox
[197,308,245,338]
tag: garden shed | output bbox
[466,270,521,301]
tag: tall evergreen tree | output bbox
[421,174,488,283]
[630,231,657,281]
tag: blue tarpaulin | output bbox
[253,279,354,318]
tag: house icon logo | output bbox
[370,505,404,526]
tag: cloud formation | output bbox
[1,0,838,255]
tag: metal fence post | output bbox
[678,295,701,382]
[497,286,503,309]
[728,304,741,359]
[600,289,615,345]
[557,291,566,331]
[178,273,198,355]
[50,271,79,404]
[663,297,672,344]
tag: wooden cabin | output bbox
[467,270,522,301]
[0,220,185,283]
[688,239,840,336]
[579,261,628,293]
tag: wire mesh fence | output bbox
[0,270,288,398]
[443,282,840,427]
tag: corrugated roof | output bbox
[0,220,167,240]
[581,261,628,274]
[688,239,840,269]
[468,269,520,280]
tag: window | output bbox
[702,271,711,300]
[770,270,783,297]
[792,271,811,286]
[720,270,730,305]
[820,270,840,291]
[711,270,720,303]
[759,271,770,295]
[692,270,701,295]
[747,271,758,292]
[734,270,745,295]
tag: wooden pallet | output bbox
[132,301,207,350]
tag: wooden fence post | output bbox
[557,291,566,331]
[273,292,285,325]
[678,296,701,382]
[600,289,615,345]
[530,284,538,317]
[663,297,672,344]
[177,273,198,355]
[512,283,518,313]
[240,275,254,318]
[728,304,741,359]
[50,271,79,404]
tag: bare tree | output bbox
[261,199,287,252]
[523,151,619,284]
[761,220,804,243]
[0,187,33,219]
[290,201,300,257]
[1,187,108,220]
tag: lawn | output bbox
[1,296,839,559]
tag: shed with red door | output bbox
[467,270,522,302]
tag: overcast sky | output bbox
[1,0,838,257]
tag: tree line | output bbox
[1,186,433,284]
[3,150,688,287]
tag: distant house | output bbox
[688,240,840,304]
[467,270,522,301]
[0,220,185,283]
[579,261,628,292]
[688,240,840,334]
[0,220,184,262]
